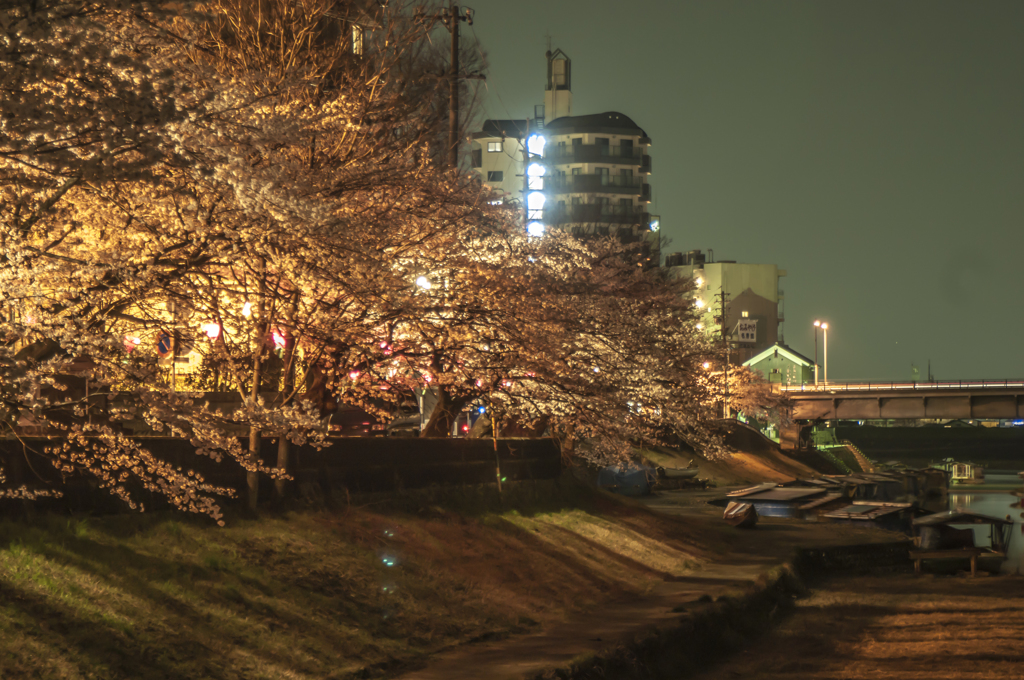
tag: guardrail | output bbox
[779,380,1024,393]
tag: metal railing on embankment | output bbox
[780,380,1024,393]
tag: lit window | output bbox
[351,25,364,55]
[487,142,501,152]
[487,171,503,182]
[742,311,749,318]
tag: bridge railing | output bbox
[778,379,1024,393]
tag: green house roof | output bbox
[743,343,815,368]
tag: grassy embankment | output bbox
[0,478,723,680]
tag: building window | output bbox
[471,149,482,168]
[572,138,583,147]
[487,142,501,152]
[571,196,582,206]
[595,137,609,153]
[571,167,581,176]
[742,311,749,318]
[487,171,503,182]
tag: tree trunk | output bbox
[467,413,491,438]
[247,423,261,511]
[419,385,467,437]
[275,297,297,501]
[247,281,268,512]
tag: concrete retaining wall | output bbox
[0,436,562,513]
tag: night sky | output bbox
[463,0,1023,381]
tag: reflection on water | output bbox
[948,474,1024,574]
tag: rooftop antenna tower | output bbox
[544,48,572,125]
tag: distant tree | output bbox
[324,221,729,461]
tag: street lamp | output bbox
[813,321,821,385]
[822,322,829,384]
[814,320,829,386]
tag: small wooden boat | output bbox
[723,501,758,528]
[661,466,699,480]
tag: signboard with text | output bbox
[733,320,758,344]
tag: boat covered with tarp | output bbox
[597,465,658,497]
[910,509,1013,575]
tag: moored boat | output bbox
[661,467,700,480]
[909,509,1012,575]
[723,501,758,528]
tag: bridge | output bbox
[779,380,1024,421]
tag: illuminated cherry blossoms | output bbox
[0,1,771,517]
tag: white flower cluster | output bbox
[0,1,781,515]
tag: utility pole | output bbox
[521,119,531,224]
[447,2,461,169]
[814,325,819,385]
[442,3,481,169]
[717,288,731,419]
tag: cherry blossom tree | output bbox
[1,0,767,517]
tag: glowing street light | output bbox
[526,134,545,156]
[813,320,829,385]
[822,322,829,384]
[526,162,546,190]
[524,134,547,237]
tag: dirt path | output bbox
[397,496,900,680]
[694,573,1024,680]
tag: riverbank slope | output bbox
[0,467,891,680]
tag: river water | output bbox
[947,473,1024,574]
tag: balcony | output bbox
[545,204,651,226]
[547,144,651,168]
[548,173,646,195]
